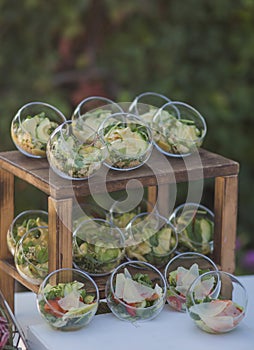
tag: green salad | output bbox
[47,127,104,179]
[101,121,152,169]
[11,112,59,157]
[175,209,214,254]
[15,226,48,284]
[126,215,177,267]
[153,111,203,155]
[7,214,48,256]
[73,220,125,275]
[107,268,164,322]
[37,281,98,330]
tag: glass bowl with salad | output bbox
[152,101,207,157]
[7,209,48,256]
[108,197,158,229]
[37,267,99,331]
[186,270,248,334]
[164,252,218,312]
[169,203,214,255]
[125,212,178,268]
[14,225,49,285]
[47,120,106,180]
[105,260,166,322]
[11,101,66,158]
[72,218,125,276]
[98,112,153,171]
[129,92,171,128]
[72,96,123,132]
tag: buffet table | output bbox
[15,275,254,350]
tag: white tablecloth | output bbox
[15,275,254,350]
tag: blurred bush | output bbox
[0,0,253,273]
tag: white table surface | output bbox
[15,275,254,350]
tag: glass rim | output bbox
[16,225,49,271]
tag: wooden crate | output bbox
[0,149,239,311]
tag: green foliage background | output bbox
[1,0,254,273]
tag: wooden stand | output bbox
[0,149,239,311]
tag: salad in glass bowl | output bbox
[152,101,207,157]
[129,92,171,127]
[47,120,105,180]
[11,101,66,158]
[72,96,123,132]
[14,225,49,285]
[108,197,158,229]
[170,203,214,255]
[37,268,99,330]
[125,212,178,268]
[105,261,166,322]
[98,112,153,171]
[73,218,125,276]
[186,271,248,334]
[7,209,48,256]
[164,252,218,312]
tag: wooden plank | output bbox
[48,197,73,272]
[0,168,15,310]
[213,175,238,273]
[0,149,239,199]
[0,260,38,294]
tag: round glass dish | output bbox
[105,260,166,322]
[186,271,248,334]
[108,197,158,229]
[125,212,178,268]
[98,112,153,171]
[72,218,125,276]
[164,252,218,312]
[129,92,171,127]
[7,209,48,256]
[169,203,214,255]
[37,268,99,330]
[11,101,66,158]
[14,225,49,285]
[46,120,105,180]
[152,101,207,157]
[72,96,123,132]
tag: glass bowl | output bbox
[186,271,248,334]
[72,96,123,132]
[105,260,166,322]
[11,101,66,158]
[125,212,178,268]
[169,203,214,255]
[46,120,105,180]
[152,101,207,157]
[37,268,99,330]
[72,218,125,276]
[7,209,48,256]
[129,92,171,127]
[98,112,153,171]
[108,197,158,229]
[14,225,49,285]
[164,252,218,312]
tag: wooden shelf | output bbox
[0,149,239,199]
[0,149,239,311]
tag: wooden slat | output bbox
[48,197,73,272]
[0,149,239,199]
[0,260,38,294]
[213,175,238,273]
[0,168,15,310]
